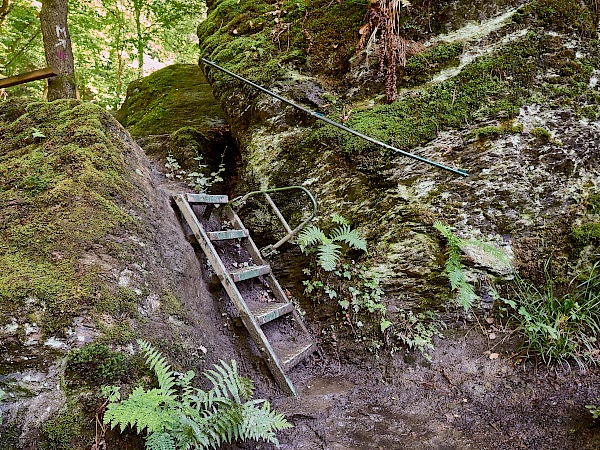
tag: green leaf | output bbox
[298,225,329,251]
[31,128,45,138]
[380,319,392,333]
[317,242,342,271]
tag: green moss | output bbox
[519,0,597,36]
[403,42,464,85]
[98,321,137,345]
[95,286,139,317]
[42,405,83,450]
[160,289,184,318]
[66,343,131,385]
[116,64,227,137]
[572,223,600,246]
[531,126,552,141]
[467,122,524,140]
[587,192,600,214]
[0,99,136,335]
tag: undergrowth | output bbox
[104,340,291,449]
[299,215,392,336]
[499,261,600,370]
[434,222,507,311]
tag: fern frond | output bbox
[318,242,342,271]
[104,387,173,433]
[237,400,292,445]
[331,225,367,251]
[298,225,328,251]
[146,432,177,450]
[138,340,177,396]
[331,214,349,225]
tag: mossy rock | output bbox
[0,99,137,335]
[115,64,228,137]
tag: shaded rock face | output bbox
[115,64,240,195]
[0,100,247,448]
[198,0,600,316]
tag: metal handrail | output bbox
[231,186,318,256]
[202,58,469,177]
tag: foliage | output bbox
[499,262,600,370]
[393,310,445,362]
[299,215,390,335]
[434,222,507,311]
[104,340,292,450]
[1,0,204,107]
[586,401,600,419]
[571,222,600,246]
[298,214,367,271]
[165,151,225,194]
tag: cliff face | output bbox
[197,0,600,316]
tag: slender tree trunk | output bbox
[40,0,77,100]
[134,1,144,78]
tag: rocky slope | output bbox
[0,99,257,448]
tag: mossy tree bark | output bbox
[40,0,77,100]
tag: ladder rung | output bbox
[251,302,294,325]
[186,193,229,204]
[229,265,270,282]
[207,229,250,241]
[276,342,315,372]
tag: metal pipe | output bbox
[201,58,469,177]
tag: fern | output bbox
[298,216,367,271]
[104,340,291,449]
[434,222,508,311]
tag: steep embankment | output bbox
[0,99,248,448]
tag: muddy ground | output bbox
[188,208,600,450]
[148,164,600,450]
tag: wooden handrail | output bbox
[0,67,57,89]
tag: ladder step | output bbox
[229,265,270,282]
[207,229,250,241]
[274,341,315,372]
[250,302,294,325]
[186,193,229,204]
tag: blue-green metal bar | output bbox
[201,58,469,177]
[231,186,318,256]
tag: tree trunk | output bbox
[40,0,77,100]
[134,1,144,78]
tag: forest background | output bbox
[0,0,205,108]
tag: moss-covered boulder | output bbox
[0,99,241,448]
[115,64,237,194]
[197,0,600,333]
[116,64,228,137]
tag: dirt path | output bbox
[259,326,600,449]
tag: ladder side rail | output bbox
[175,196,297,396]
[225,206,268,265]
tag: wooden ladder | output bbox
[173,192,315,396]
